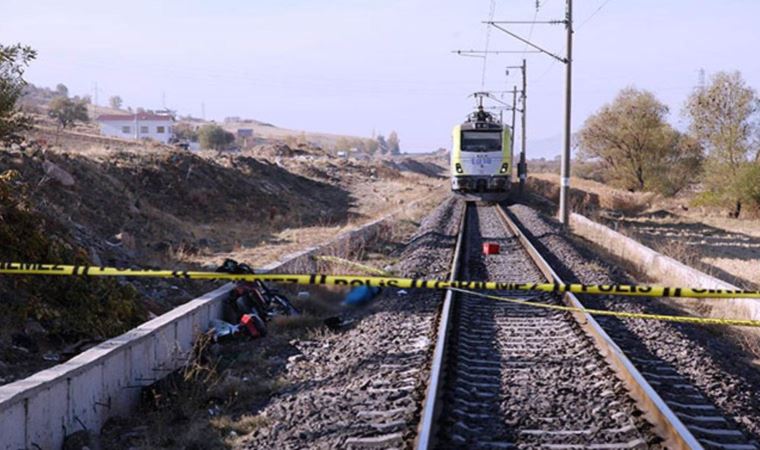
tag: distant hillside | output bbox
[219,119,372,150]
[21,83,375,151]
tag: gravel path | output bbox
[241,197,463,449]
[435,204,656,449]
[507,203,760,450]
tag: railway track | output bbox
[416,202,753,450]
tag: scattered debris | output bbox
[214,259,300,339]
[482,242,500,255]
[42,352,61,362]
[208,319,240,342]
[323,316,355,332]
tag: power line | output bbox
[481,0,497,88]
[578,0,614,29]
[521,3,541,59]
[534,52,561,83]
[534,0,614,83]
[485,0,574,225]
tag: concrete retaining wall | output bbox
[570,212,760,321]
[0,201,410,450]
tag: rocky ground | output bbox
[239,197,462,449]
[508,202,760,447]
[96,197,462,449]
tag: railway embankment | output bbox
[0,192,442,450]
[0,143,445,385]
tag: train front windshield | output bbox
[461,130,501,152]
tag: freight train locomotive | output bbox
[450,103,513,201]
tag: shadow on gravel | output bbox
[404,231,459,252]
[598,212,760,289]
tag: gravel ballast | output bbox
[435,204,656,449]
[241,197,464,449]
[508,203,760,449]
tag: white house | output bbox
[97,113,175,143]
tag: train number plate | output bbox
[474,155,492,166]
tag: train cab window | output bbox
[461,131,502,152]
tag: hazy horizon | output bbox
[4,0,759,157]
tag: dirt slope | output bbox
[0,136,445,385]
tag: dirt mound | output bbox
[0,148,352,267]
[392,157,446,178]
[527,174,653,215]
[250,143,311,158]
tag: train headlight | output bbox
[455,163,464,174]
[499,163,509,174]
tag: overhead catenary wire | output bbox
[521,2,541,59]
[533,0,615,84]
[577,0,614,29]
[481,0,498,88]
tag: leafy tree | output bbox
[387,131,401,155]
[48,96,89,130]
[334,136,351,151]
[0,43,37,143]
[198,124,234,150]
[577,87,702,195]
[736,162,760,212]
[172,122,198,142]
[376,134,389,154]
[365,138,379,154]
[55,83,69,98]
[109,95,123,109]
[684,71,760,216]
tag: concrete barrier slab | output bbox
[570,212,760,322]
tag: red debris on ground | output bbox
[482,242,500,255]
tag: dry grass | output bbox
[181,186,445,272]
[657,239,713,275]
[530,172,654,214]
[211,413,271,438]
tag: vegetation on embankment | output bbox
[0,170,147,343]
[574,71,760,218]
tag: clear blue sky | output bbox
[3,0,760,156]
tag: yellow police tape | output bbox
[312,255,392,276]
[2,261,760,300]
[450,288,760,328]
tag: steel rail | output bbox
[494,204,703,450]
[415,202,468,450]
